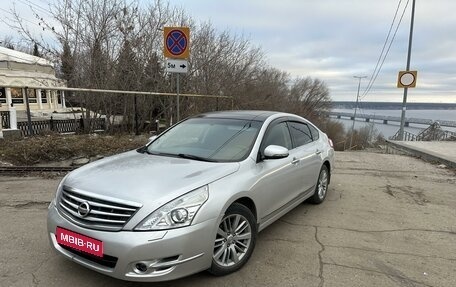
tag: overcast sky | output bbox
[167,0,456,103]
[2,0,456,103]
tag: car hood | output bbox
[64,150,239,208]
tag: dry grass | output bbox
[0,133,149,165]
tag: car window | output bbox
[288,121,312,147]
[308,124,320,141]
[262,122,292,150]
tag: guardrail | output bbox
[327,111,456,128]
[389,122,456,141]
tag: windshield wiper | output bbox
[140,150,216,162]
[137,147,161,155]
[177,153,217,162]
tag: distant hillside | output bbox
[332,102,456,110]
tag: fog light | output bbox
[170,208,188,223]
[134,262,148,273]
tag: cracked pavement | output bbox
[1,151,455,286]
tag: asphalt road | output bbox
[1,151,455,287]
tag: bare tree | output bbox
[8,0,334,134]
[288,77,331,121]
[0,36,16,50]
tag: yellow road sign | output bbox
[164,27,190,59]
[397,71,417,88]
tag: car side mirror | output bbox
[264,145,289,159]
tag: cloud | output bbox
[169,0,456,102]
[3,0,455,103]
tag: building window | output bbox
[41,90,47,103]
[57,90,62,104]
[27,88,37,104]
[11,88,24,104]
[0,88,5,104]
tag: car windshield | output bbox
[146,117,262,162]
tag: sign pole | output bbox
[134,95,139,135]
[398,0,416,140]
[177,73,180,122]
[163,27,189,123]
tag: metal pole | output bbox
[0,85,232,100]
[176,73,180,122]
[398,0,416,140]
[24,87,33,136]
[349,76,367,149]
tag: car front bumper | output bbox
[47,204,217,282]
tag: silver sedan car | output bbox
[47,110,334,282]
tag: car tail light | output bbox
[328,138,334,148]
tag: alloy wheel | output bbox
[213,214,252,267]
[317,169,328,200]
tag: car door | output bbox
[287,121,323,195]
[251,120,304,224]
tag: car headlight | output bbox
[134,185,209,231]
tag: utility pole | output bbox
[398,0,416,140]
[349,76,367,149]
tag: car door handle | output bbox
[315,150,322,155]
[291,158,300,165]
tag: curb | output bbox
[385,140,456,169]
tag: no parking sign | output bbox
[163,27,190,59]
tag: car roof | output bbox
[196,110,282,122]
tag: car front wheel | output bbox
[209,203,257,276]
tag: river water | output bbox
[332,109,456,139]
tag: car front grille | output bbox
[58,186,141,231]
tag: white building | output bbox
[0,46,67,111]
[0,46,67,135]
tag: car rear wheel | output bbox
[309,165,329,204]
[209,203,257,276]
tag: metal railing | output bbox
[17,117,106,136]
[328,111,456,128]
[390,122,456,141]
[389,130,417,141]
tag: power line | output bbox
[362,0,403,97]
[0,6,41,28]
[361,0,410,99]
[15,0,52,17]
[0,3,57,35]
[0,6,57,56]
[36,0,51,6]
[13,0,56,35]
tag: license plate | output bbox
[56,227,104,257]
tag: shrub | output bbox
[0,134,148,165]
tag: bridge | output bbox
[327,111,456,128]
